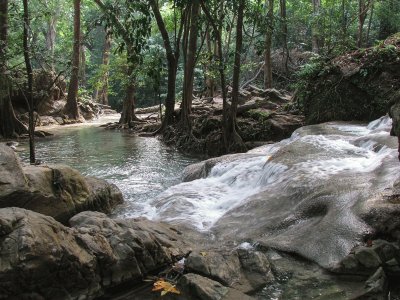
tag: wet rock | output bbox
[178,273,254,300]
[0,208,190,300]
[185,248,274,294]
[182,153,262,182]
[0,143,123,223]
[185,251,242,286]
[355,247,382,269]
[352,267,388,299]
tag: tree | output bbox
[93,26,111,105]
[64,0,81,120]
[23,0,35,163]
[0,0,27,138]
[95,0,151,127]
[149,0,186,130]
[226,0,246,152]
[181,0,200,131]
[201,0,229,148]
[264,0,274,89]
[357,0,373,48]
[279,0,289,73]
[312,0,321,53]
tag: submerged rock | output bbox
[0,143,123,223]
[0,208,190,299]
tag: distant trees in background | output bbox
[0,0,399,141]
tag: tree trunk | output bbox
[280,0,289,73]
[181,0,200,131]
[365,0,374,47]
[119,48,139,126]
[64,0,80,120]
[204,31,215,98]
[312,0,321,53]
[201,0,229,148]
[226,0,246,152]
[149,0,183,129]
[45,18,57,71]
[357,0,372,48]
[95,27,111,105]
[0,0,27,138]
[264,0,274,89]
[23,0,35,164]
[79,32,86,87]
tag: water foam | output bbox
[147,116,397,231]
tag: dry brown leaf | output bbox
[152,279,181,296]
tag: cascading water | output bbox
[134,115,399,268]
[21,115,399,269]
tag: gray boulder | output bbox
[0,143,123,223]
[0,208,191,299]
[178,273,254,300]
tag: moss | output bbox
[244,109,271,122]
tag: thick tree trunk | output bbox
[119,48,139,126]
[23,0,35,163]
[119,63,135,126]
[64,0,80,120]
[312,0,321,53]
[181,0,200,131]
[95,27,111,105]
[0,0,27,138]
[264,0,274,89]
[226,0,246,152]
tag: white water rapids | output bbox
[121,116,398,234]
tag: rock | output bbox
[0,143,123,223]
[355,247,382,269]
[185,248,274,294]
[0,143,27,198]
[0,208,190,299]
[298,34,400,124]
[352,267,388,299]
[182,153,261,182]
[186,251,242,286]
[37,115,59,126]
[178,273,254,300]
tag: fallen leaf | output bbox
[152,279,181,296]
[200,251,207,257]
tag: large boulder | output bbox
[0,208,190,299]
[297,33,400,124]
[0,143,123,223]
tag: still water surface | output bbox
[20,116,199,218]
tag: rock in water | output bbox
[0,208,190,299]
[0,143,123,223]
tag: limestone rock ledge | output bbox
[0,208,190,299]
[0,143,123,223]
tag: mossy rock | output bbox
[297,33,400,124]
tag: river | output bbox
[18,114,400,299]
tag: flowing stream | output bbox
[20,115,398,238]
